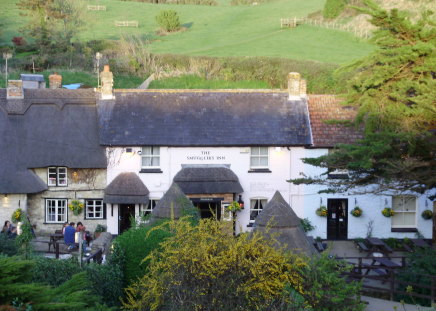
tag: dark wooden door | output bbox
[196,202,221,220]
[327,199,348,240]
[119,204,135,234]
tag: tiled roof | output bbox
[98,90,312,146]
[307,95,363,148]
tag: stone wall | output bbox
[27,168,106,236]
[0,194,27,228]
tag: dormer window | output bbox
[48,167,67,186]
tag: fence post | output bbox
[358,257,362,275]
[390,271,395,301]
[432,276,435,307]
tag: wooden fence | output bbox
[115,20,139,27]
[280,17,371,39]
[337,256,436,306]
[87,5,106,11]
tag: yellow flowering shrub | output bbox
[123,218,307,311]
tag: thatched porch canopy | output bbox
[104,172,149,204]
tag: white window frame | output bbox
[140,198,160,217]
[85,199,104,219]
[391,196,417,228]
[249,197,268,224]
[141,147,160,168]
[47,167,68,186]
[250,147,269,169]
[221,203,232,221]
[45,199,67,223]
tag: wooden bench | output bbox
[115,21,139,27]
[356,241,369,252]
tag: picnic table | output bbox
[48,232,64,252]
[367,238,393,257]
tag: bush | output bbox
[156,10,181,32]
[114,219,173,284]
[31,257,82,287]
[0,233,18,256]
[323,0,347,19]
[123,218,307,310]
[300,218,315,232]
[298,254,364,310]
[396,248,436,306]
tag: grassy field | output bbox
[0,0,374,64]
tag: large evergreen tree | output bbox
[290,0,436,196]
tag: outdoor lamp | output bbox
[238,195,244,209]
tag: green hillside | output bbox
[0,0,374,64]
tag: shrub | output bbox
[114,219,173,284]
[156,10,181,32]
[300,217,315,232]
[323,0,347,19]
[396,248,436,306]
[0,233,18,256]
[31,257,82,286]
[123,218,307,310]
[298,254,364,310]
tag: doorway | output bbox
[119,204,135,234]
[191,198,223,220]
[327,199,348,240]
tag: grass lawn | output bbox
[0,0,374,64]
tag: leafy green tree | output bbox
[156,10,181,32]
[290,1,436,196]
[17,0,86,54]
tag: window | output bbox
[392,196,416,228]
[140,199,159,217]
[46,199,67,223]
[249,198,267,223]
[250,147,269,169]
[141,147,160,168]
[48,167,67,186]
[327,149,348,179]
[85,199,105,219]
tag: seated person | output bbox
[1,220,17,238]
[64,222,76,250]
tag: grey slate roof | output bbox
[104,172,149,204]
[254,191,317,256]
[152,183,194,219]
[173,165,243,194]
[98,91,312,146]
[0,89,106,194]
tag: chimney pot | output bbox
[100,65,114,99]
[49,72,62,89]
[7,80,24,99]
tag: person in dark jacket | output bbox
[64,222,76,250]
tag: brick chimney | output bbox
[287,72,306,100]
[100,65,114,99]
[49,72,62,89]
[7,80,24,99]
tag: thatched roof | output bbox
[104,172,149,204]
[174,165,243,194]
[254,191,317,256]
[152,183,194,219]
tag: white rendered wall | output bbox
[300,148,433,239]
[107,146,298,234]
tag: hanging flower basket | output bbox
[382,207,395,217]
[350,207,363,217]
[226,201,242,213]
[69,200,84,216]
[12,208,24,224]
[421,210,433,220]
[316,206,327,217]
